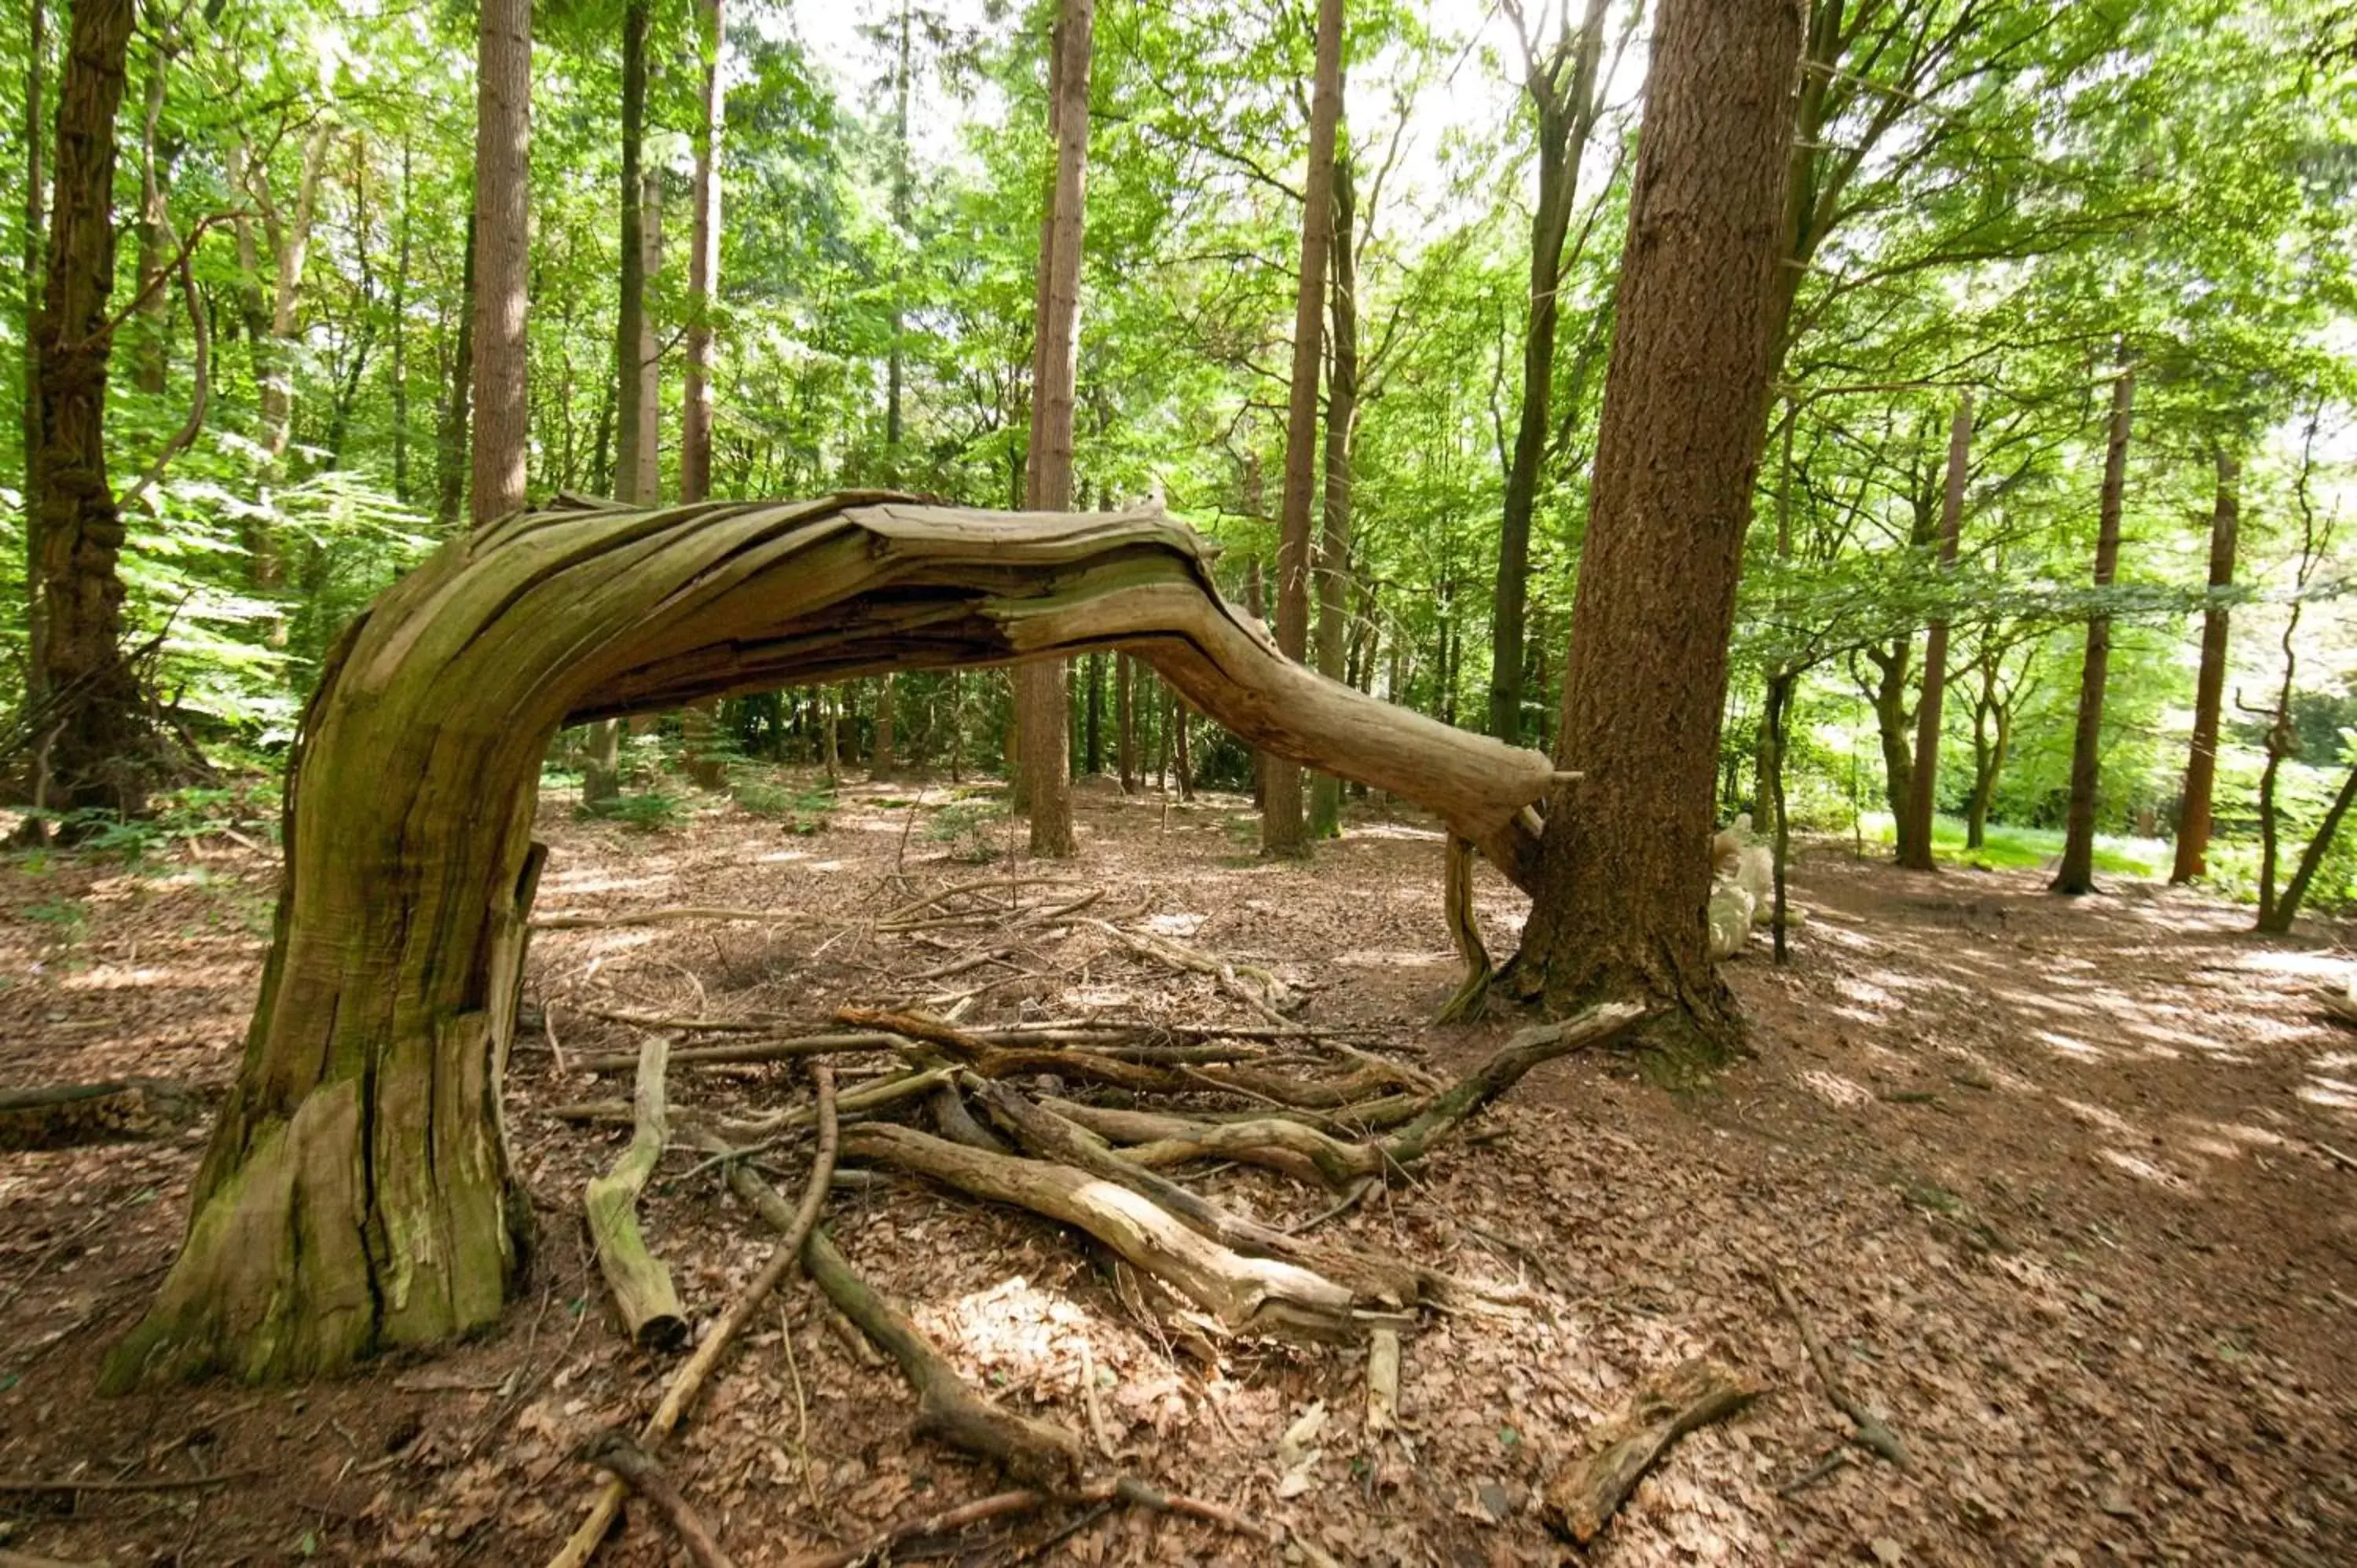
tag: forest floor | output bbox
[3,775,2355,1567]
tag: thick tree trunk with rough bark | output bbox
[2053,357,2135,896]
[1015,0,1092,859]
[1264,0,1343,858]
[106,494,1564,1387]
[34,0,152,819]
[2172,449,2239,884]
[1899,391,1971,870]
[1501,0,1801,1046]
[468,0,530,529]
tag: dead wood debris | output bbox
[0,1079,203,1151]
[584,1036,687,1350]
[575,1431,738,1568]
[1541,1357,1763,1544]
[1772,1272,1912,1469]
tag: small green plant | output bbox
[733,779,835,834]
[575,789,691,833]
[24,895,89,946]
[926,800,1009,863]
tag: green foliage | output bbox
[575,789,693,833]
[926,798,1010,863]
[732,777,835,833]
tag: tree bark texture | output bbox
[20,0,47,712]
[467,0,530,529]
[34,0,148,817]
[1898,390,1971,870]
[2171,449,2239,884]
[1505,0,1802,1041]
[104,495,1563,1385]
[1308,153,1358,841]
[2052,357,2135,896]
[680,0,722,506]
[1015,0,1093,859]
[1263,0,1343,858]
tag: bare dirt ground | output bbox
[3,775,2355,1567]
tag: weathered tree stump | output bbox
[108,496,1565,1387]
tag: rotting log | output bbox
[1541,1357,1761,1544]
[109,495,1563,1388]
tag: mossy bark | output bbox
[112,495,1563,1387]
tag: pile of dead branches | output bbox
[537,902,1651,1566]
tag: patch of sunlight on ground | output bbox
[1347,821,1446,841]
[2057,1097,2141,1138]
[924,1274,1091,1383]
[2222,950,2352,981]
[58,965,189,991]
[2097,1148,2194,1192]
[756,848,815,864]
[541,870,670,896]
[2297,1075,2357,1112]
[1833,976,1902,1010]
[2315,1050,2357,1072]
[1337,950,1451,969]
[1798,1069,1875,1108]
[2036,1029,2108,1061]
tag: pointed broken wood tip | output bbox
[1549,769,1585,782]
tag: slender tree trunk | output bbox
[1084,652,1104,775]
[435,211,475,529]
[1505,0,1802,1046]
[34,0,150,818]
[1244,555,1266,807]
[1014,0,1093,859]
[20,0,48,717]
[2171,448,2240,883]
[1116,650,1136,792]
[2259,761,2357,935]
[1308,152,1357,840]
[390,139,412,502]
[1264,0,1343,857]
[469,0,530,527]
[2052,354,2135,896]
[884,0,910,472]
[680,0,721,505]
[130,34,170,396]
[871,672,896,779]
[257,124,331,468]
[1899,390,1971,870]
[1489,0,1610,746]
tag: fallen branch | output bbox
[2308,1138,2357,1175]
[576,1431,738,1568]
[1541,1357,1762,1544]
[1772,1273,1910,1469]
[537,906,823,931]
[778,1474,1281,1568]
[841,1122,1375,1339]
[0,1079,203,1152]
[1083,919,1297,1023]
[0,1470,262,1495]
[550,1066,839,1568]
[585,1038,687,1350]
[576,1031,903,1076]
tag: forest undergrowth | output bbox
[2,779,2353,1566]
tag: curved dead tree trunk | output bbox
[107,495,1561,1387]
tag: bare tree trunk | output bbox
[2052,353,2135,896]
[1244,555,1266,807]
[434,211,474,528]
[390,139,413,502]
[1308,153,1357,840]
[1014,0,1093,859]
[1264,0,1343,858]
[1899,390,1971,870]
[680,0,722,505]
[884,0,911,472]
[871,672,896,779]
[34,0,152,819]
[2258,761,2357,936]
[1504,0,1802,1047]
[2172,448,2240,883]
[469,0,530,528]
[1489,0,1611,746]
[130,33,171,396]
[20,0,47,720]
[1084,653,1104,775]
[1115,650,1136,792]
[255,124,332,468]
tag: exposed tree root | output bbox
[775,1474,1282,1568]
[584,1039,686,1350]
[1437,833,1492,1024]
[1541,1357,1763,1544]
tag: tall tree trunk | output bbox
[884,0,911,472]
[434,211,475,529]
[871,672,896,779]
[1488,0,1610,746]
[1115,650,1136,792]
[1263,0,1344,858]
[2257,761,2357,936]
[20,0,48,720]
[390,138,412,502]
[588,5,651,805]
[1307,153,1357,840]
[1084,652,1104,775]
[2051,354,2135,896]
[34,0,151,818]
[1244,554,1266,807]
[1014,0,1092,859]
[469,0,530,528]
[1898,390,1971,870]
[1504,0,1802,1046]
[680,0,721,504]
[256,123,331,467]
[130,32,170,396]
[2171,448,2240,883]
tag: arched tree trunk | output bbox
[106,496,1563,1388]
